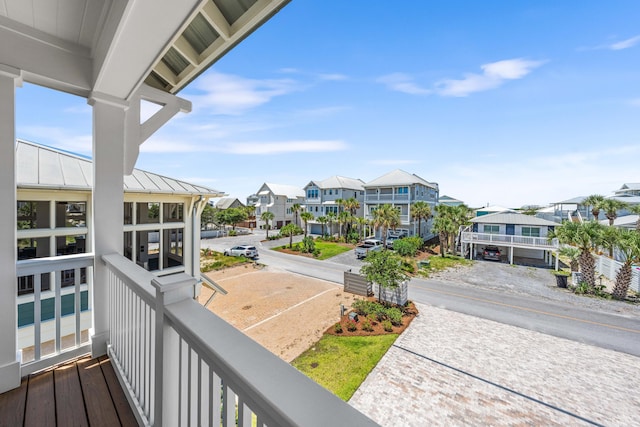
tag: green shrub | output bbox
[312,248,321,257]
[347,321,357,332]
[382,320,393,332]
[352,300,378,316]
[361,320,373,332]
[228,230,237,236]
[345,230,360,244]
[334,323,343,333]
[386,308,403,326]
[302,236,316,253]
[375,306,388,322]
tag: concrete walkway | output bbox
[349,304,640,426]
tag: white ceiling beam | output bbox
[92,0,203,101]
[0,16,91,96]
[201,1,231,40]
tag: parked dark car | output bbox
[483,245,501,261]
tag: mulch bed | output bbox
[325,300,419,336]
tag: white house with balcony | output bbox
[461,211,560,268]
[304,175,365,235]
[363,169,439,239]
[254,182,305,229]
[16,139,223,364]
[0,1,376,426]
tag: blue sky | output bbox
[16,1,640,208]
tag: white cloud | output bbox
[436,58,545,97]
[318,73,348,81]
[141,138,348,155]
[376,73,431,95]
[192,71,301,115]
[19,126,92,153]
[369,159,420,166]
[610,35,640,50]
[226,140,347,155]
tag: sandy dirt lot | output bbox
[198,265,361,362]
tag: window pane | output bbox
[18,237,50,259]
[17,201,50,229]
[137,230,160,271]
[163,228,184,268]
[56,235,87,256]
[124,202,133,225]
[137,202,160,224]
[163,203,184,222]
[124,231,133,261]
[56,202,86,228]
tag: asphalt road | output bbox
[202,232,640,357]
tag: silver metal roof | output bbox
[16,139,224,197]
[363,169,438,189]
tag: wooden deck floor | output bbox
[0,355,138,427]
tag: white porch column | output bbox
[89,93,128,357]
[0,65,22,393]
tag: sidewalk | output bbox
[349,303,640,426]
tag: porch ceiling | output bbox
[0,0,291,99]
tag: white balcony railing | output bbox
[364,194,409,202]
[460,232,559,249]
[16,253,94,375]
[103,253,377,427]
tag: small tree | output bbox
[360,250,409,303]
[261,211,274,239]
[300,211,314,237]
[558,246,580,272]
[612,229,640,300]
[280,223,300,248]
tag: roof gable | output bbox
[363,169,437,189]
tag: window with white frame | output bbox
[521,227,540,237]
[483,225,500,234]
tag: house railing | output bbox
[103,253,377,427]
[460,232,559,249]
[16,253,94,375]
[364,194,409,202]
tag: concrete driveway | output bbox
[350,303,640,426]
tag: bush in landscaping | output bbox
[334,323,343,333]
[361,320,373,332]
[386,307,403,326]
[228,230,237,236]
[382,320,393,332]
[312,248,321,257]
[347,321,357,332]
[374,306,388,322]
[352,300,379,317]
[301,236,315,253]
[393,236,423,257]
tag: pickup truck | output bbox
[355,239,383,259]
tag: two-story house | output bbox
[254,183,305,229]
[303,175,365,235]
[363,169,439,239]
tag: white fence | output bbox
[595,255,640,293]
[103,253,377,427]
[16,253,94,375]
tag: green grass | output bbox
[271,240,353,260]
[291,334,398,401]
[417,254,472,277]
[312,241,354,260]
[200,250,253,272]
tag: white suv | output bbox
[224,245,258,259]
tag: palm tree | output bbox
[599,199,628,226]
[261,211,274,239]
[628,204,640,232]
[449,204,471,251]
[558,246,580,272]
[583,194,605,220]
[356,216,369,241]
[317,216,328,237]
[372,204,400,248]
[411,201,432,238]
[300,211,314,237]
[343,198,360,236]
[291,203,302,226]
[432,206,456,257]
[612,229,640,300]
[548,221,604,289]
[243,205,256,230]
[326,211,336,237]
[337,211,351,241]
